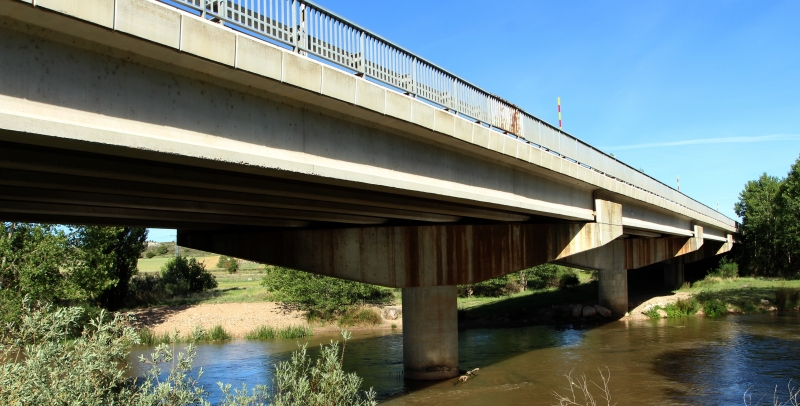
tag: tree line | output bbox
[735,154,800,278]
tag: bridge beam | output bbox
[557,225,704,316]
[179,200,623,288]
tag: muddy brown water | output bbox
[128,312,800,405]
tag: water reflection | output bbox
[129,313,800,405]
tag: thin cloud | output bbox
[601,134,800,151]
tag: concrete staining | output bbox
[0,0,738,380]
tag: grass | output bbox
[137,255,262,274]
[643,277,800,319]
[681,276,800,314]
[127,268,274,308]
[245,325,313,340]
[137,324,232,345]
[338,307,383,327]
[457,280,598,321]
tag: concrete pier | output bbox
[401,285,459,380]
[598,268,628,317]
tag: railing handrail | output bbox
[160,0,738,229]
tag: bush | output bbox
[775,288,800,310]
[696,292,728,317]
[145,251,157,259]
[216,255,240,274]
[155,244,169,255]
[664,298,700,318]
[261,266,392,319]
[268,331,377,406]
[710,257,739,279]
[0,300,139,405]
[161,255,217,296]
[525,264,580,290]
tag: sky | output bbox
[149,0,800,242]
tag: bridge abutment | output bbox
[401,285,459,380]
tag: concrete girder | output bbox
[0,141,529,223]
[0,185,389,225]
[179,200,622,288]
[681,236,734,264]
[0,199,310,228]
[0,168,461,223]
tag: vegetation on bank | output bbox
[261,266,393,320]
[735,155,800,279]
[0,299,376,405]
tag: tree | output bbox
[71,226,148,309]
[160,256,217,295]
[776,156,800,276]
[734,174,784,276]
[0,223,77,307]
[261,266,391,319]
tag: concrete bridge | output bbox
[0,0,736,380]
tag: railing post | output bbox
[200,0,206,18]
[298,2,307,55]
[411,57,418,97]
[291,0,297,51]
[451,78,458,115]
[358,32,365,76]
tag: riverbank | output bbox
[132,302,401,338]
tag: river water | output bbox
[129,312,800,405]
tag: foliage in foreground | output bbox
[0,300,139,405]
[550,367,612,406]
[0,300,375,406]
[743,380,800,406]
[261,266,392,319]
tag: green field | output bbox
[134,256,272,307]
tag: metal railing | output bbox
[162,0,737,229]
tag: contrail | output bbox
[600,134,800,151]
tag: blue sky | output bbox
[149,0,799,241]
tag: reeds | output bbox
[245,325,313,340]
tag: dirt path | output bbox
[132,302,401,337]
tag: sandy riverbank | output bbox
[132,302,401,338]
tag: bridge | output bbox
[0,0,736,380]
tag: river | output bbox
[129,312,800,405]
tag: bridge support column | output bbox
[598,268,628,317]
[402,285,459,380]
[663,259,685,290]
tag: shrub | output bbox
[161,255,217,295]
[775,288,800,310]
[216,255,240,274]
[155,244,169,255]
[692,291,729,317]
[643,306,661,319]
[525,264,580,290]
[269,331,377,406]
[663,298,700,318]
[145,251,157,259]
[710,257,739,279]
[261,266,392,319]
[0,300,139,405]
